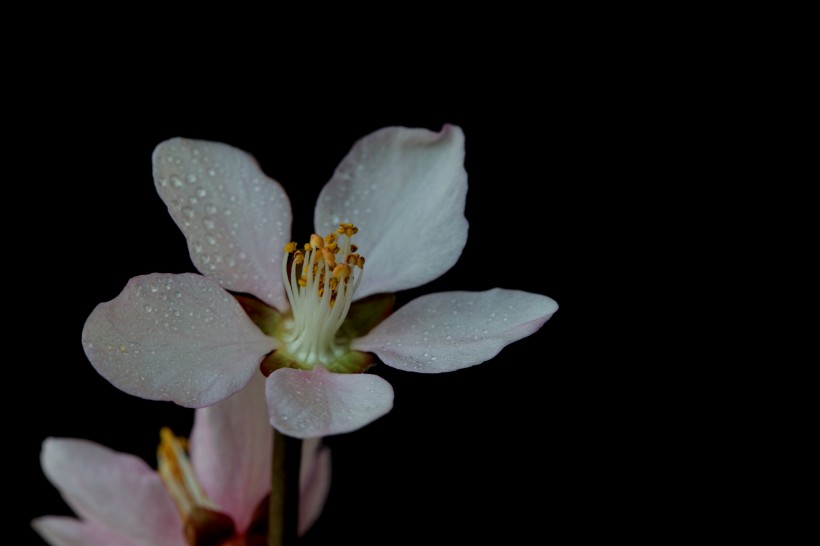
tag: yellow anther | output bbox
[357,256,365,268]
[332,263,352,280]
[303,243,311,252]
[293,250,304,265]
[284,242,297,254]
[325,233,338,252]
[350,244,358,253]
[298,276,307,287]
[322,249,337,268]
[329,276,339,291]
[337,223,359,237]
[310,234,324,249]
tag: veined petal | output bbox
[353,289,558,373]
[32,517,149,546]
[314,125,468,299]
[83,273,276,408]
[298,438,331,536]
[154,138,292,310]
[39,439,183,546]
[265,367,394,439]
[190,374,271,533]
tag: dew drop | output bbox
[174,291,182,298]
[171,175,183,187]
[205,204,218,215]
[203,218,215,230]
[182,206,195,219]
[187,173,198,183]
[208,168,216,176]
[206,235,217,246]
[197,188,207,198]
[144,304,153,312]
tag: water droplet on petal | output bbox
[171,175,183,187]
[187,173,198,183]
[182,206,195,219]
[205,204,218,215]
[197,188,207,198]
[203,217,215,230]
[144,304,153,312]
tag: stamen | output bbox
[309,233,324,249]
[157,427,217,520]
[279,223,365,367]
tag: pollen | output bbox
[280,223,366,367]
[284,241,297,254]
[337,222,359,237]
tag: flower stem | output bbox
[269,428,302,546]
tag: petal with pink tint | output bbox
[266,367,394,439]
[154,138,292,310]
[315,125,468,299]
[40,439,183,546]
[354,289,558,373]
[190,374,271,533]
[298,438,331,536]
[32,517,148,546]
[82,273,276,408]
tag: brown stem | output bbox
[268,428,302,546]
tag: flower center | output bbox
[280,223,365,368]
[157,427,238,546]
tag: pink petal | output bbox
[83,273,276,408]
[190,374,271,533]
[40,439,184,546]
[353,289,558,373]
[32,517,147,546]
[314,125,468,299]
[265,367,394,439]
[298,438,331,536]
[153,138,292,310]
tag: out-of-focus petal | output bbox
[40,439,183,546]
[314,125,468,298]
[154,138,292,310]
[190,374,271,533]
[354,289,558,373]
[265,367,394,439]
[83,273,276,408]
[32,517,146,546]
[298,438,331,536]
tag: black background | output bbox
[14,75,643,544]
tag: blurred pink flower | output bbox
[33,377,330,545]
[82,125,558,439]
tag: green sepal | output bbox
[325,350,374,374]
[260,350,304,375]
[234,294,284,337]
[336,293,396,342]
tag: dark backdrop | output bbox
[16,88,628,544]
